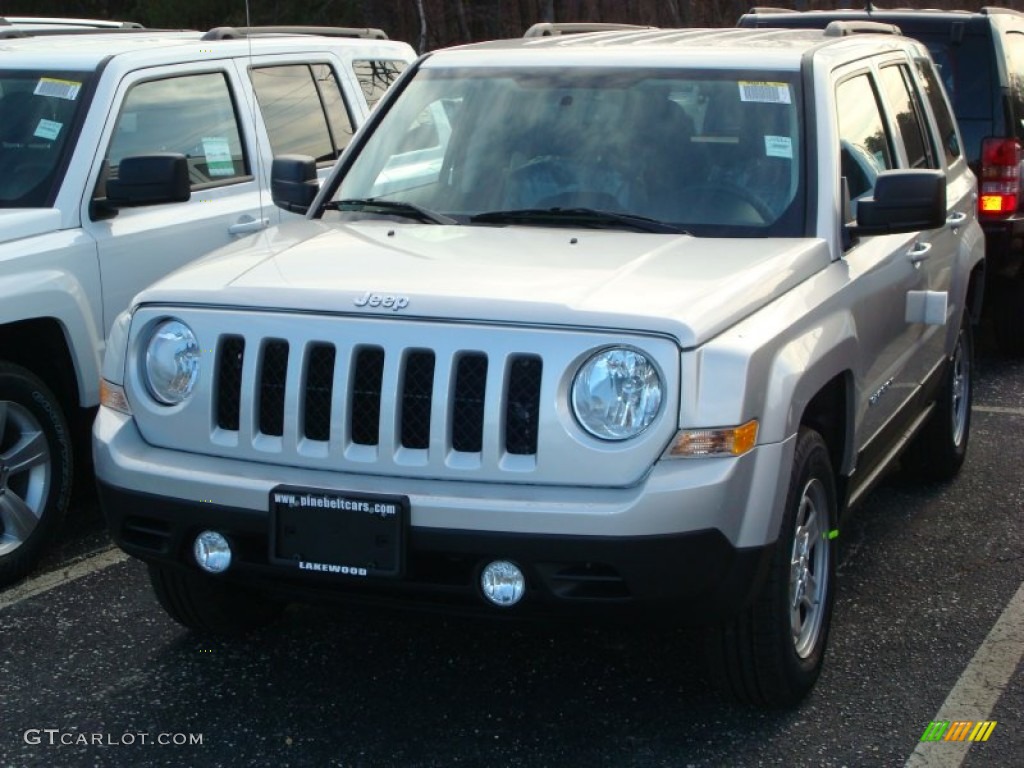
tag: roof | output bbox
[426,26,917,68]
[740,6,1023,28]
[0,29,412,71]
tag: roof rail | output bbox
[0,16,144,28]
[0,17,146,38]
[201,25,388,41]
[982,6,1024,16]
[744,7,798,14]
[824,20,902,37]
[523,22,655,38]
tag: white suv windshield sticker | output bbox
[202,137,235,176]
[738,81,791,104]
[34,119,63,141]
[764,135,792,159]
[34,77,82,100]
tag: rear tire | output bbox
[148,564,284,634]
[902,314,972,481]
[0,362,73,587]
[708,428,837,708]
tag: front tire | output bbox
[0,362,73,586]
[148,564,284,634]
[708,428,837,708]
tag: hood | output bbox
[0,208,62,245]
[137,221,832,348]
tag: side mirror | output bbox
[272,155,319,214]
[105,153,190,206]
[853,169,945,235]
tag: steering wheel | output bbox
[676,181,775,225]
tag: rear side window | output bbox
[916,57,962,165]
[353,59,406,109]
[1005,32,1024,141]
[106,72,247,187]
[878,64,934,169]
[251,64,355,163]
[836,73,893,203]
[911,31,993,121]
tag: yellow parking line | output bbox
[0,547,130,611]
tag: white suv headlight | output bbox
[571,347,662,440]
[144,319,200,405]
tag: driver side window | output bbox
[104,72,248,190]
[836,73,893,206]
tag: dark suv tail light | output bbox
[980,137,1022,216]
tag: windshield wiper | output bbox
[470,207,686,234]
[326,198,457,225]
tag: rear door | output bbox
[876,57,966,376]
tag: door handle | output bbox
[946,211,967,229]
[228,216,269,236]
[908,242,932,265]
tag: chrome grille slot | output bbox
[351,346,385,446]
[215,336,245,431]
[505,355,542,455]
[258,340,289,437]
[451,353,488,453]
[400,350,435,449]
[303,344,336,441]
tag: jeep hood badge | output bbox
[354,291,410,311]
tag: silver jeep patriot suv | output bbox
[95,25,985,707]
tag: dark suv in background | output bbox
[740,5,1024,354]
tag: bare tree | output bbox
[415,0,427,52]
[453,0,471,41]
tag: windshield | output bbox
[0,70,93,208]
[329,66,805,236]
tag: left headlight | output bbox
[571,346,663,441]
[144,319,200,405]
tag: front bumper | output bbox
[95,408,791,623]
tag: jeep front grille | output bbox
[130,309,680,486]
[215,337,542,456]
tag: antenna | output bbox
[866,2,875,12]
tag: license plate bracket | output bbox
[269,486,406,578]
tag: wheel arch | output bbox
[0,317,83,416]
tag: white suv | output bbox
[0,25,415,585]
[96,25,984,707]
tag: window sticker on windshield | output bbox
[738,81,791,105]
[765,135,792,159]
[33,119,63,141]
[34,78,82,101]
[202,137,235,177]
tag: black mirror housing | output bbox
[105,153,190,206]
[272,155,319,214]
[854,169,946,235]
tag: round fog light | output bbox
[193,531,232,574]
[480,560,525,607]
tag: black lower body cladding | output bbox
[98,481,772,625]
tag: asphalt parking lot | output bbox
[1,339,1021,768]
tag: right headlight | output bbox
[144,319,201,405]
[571,347,663,440]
